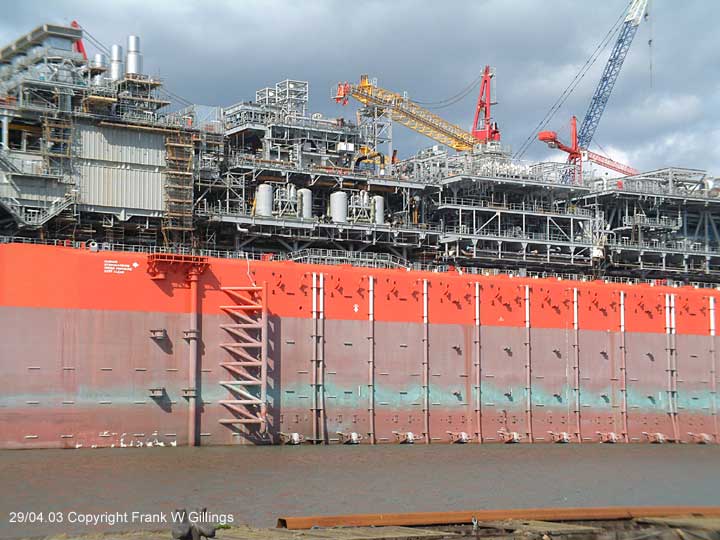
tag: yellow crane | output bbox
[335,75,479,152]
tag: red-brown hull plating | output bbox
[1,243,718,448]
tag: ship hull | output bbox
[1,243,717,448]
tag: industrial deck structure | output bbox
[0,22,719,449]
[0,24,719,281]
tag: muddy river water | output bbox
[1,444,718,538]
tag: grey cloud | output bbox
[2,0,717,173]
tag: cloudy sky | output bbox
[3,1,718,174]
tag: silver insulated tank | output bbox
[330,191,348,223]
[373,195,385,225]
[126,35,143,75]
[90,53,108,69]
[297,188,312,219]
[109,44,124,81]
[255,184,273,217]
[90,53,108,86]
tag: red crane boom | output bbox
[538,116,638,182]
[471,66,501,143]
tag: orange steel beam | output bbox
[277,506,720,529]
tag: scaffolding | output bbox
[162,131,194,241]
[41,115,73,175]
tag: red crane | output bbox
[70,20,88,61]
[538,116,638,183]
[471,66,501,143]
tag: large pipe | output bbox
[474,282,482,442]
[422,279,430,444]
[311,273,318,443]
[710,296,718,442]
[619,291,629,443]
[1,115,8,150]
[524,285,533,442]
[319,273,326,444]
[368,276,376,444]
[573,287,582,443]
[260,282,268,430]
[669,293,679,441]
[187,269,200,446]
[278,506,720,530]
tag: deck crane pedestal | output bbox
[472,66,501,144]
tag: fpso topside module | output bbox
[1,22,719,448]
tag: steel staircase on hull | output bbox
[219,284,269,437]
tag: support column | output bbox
[187,269,200,447]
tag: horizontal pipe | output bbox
[278,506,720,530]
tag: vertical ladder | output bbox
[219,285,268,436]
[163,131,195,242]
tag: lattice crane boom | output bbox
[577,0,648,149]
[335,75,479,152]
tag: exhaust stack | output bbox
[126,35,143,75]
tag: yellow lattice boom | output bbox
[344,75,478,152]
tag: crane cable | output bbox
[412,71,487,108]
[513,1,632,159]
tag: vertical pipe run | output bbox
[187,269,200,447]
[665,293,671,435]
[710,296,718,442]
[311,273,318,443]
[524,285,533,442]
[368,276,376,444]
[474,282,482,443]
[669,293,679,441]
[319,273,326,444]
[573,287,582,443]
[1,115,8,150]
[422,279,430,444]
[260,282,268,430]
[619,291,629,443]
